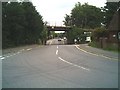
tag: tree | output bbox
[2,1,44,48]
[63,14,72,26]
[71,2,103,29]
[2,2,27,47]
[22,2,44,44]
[67,26,85,44]
[63,2,104,44]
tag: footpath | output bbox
[77,44,119,60]
[2,44,41,55]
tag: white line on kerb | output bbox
[13,53,17,56]
[75,45,98,56]
[56,50,58,55]
[50,41,52,45]
[20,49,25,52]
[27,48,32,51]
[0,57,5,60]
[17,52,21,54]
[75,45,118,60]
[58,57,90,71]
[6,56,10,58]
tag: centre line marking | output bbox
[57,46,58,49]
[56,50,58,55]
[58,57,90,71]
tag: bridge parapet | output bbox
[47,26,72,31]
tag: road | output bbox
[2,39,118,88]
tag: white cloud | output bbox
[31,0,106,26]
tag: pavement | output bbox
[1,39,118,88]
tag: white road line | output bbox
[57,46,58,49]
[9,55,13,57]
[19,49,25,52]
[13,53,17,56]
[1,57,5,60]
[50,41,52,45]
[27,48,32,51]
[58,57,90,71]
[56,50,58,55]
[75,45,98,56]
[17,52,21,54]
[75,45,118,61]
[2,47,34,59]
[6,56,10,58]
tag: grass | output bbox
[88,42,120,53]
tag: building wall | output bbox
[108,8,120,44]
[108,31,118,43]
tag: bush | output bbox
[92,27,108,41]
[89,41,119,52]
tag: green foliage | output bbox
[64,2,103,29]
[64,2,104,44]
[88,41,99,48]
[63,14,72,26]
[67,26,85,44]
[40,25,48,44]
[72,2,103,28]
[92,27,108,41]
[2,2,44,48]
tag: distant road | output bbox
[46,38,67,45]
[2,39,118,88]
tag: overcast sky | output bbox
[31,0,107,26]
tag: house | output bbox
[107,7,120,43]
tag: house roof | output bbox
[108,7,120,31]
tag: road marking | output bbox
[50,41,52,45]
[6,56,10,58]
[75,45,118,61]
[27,48,32,51]
[17,52,21,54]
[58,57,90,71]
[57,46,58,49]
[75,45,99,56]
[2,46,37,59]
[13,53,17,56]
[20,49,25,52]
[0,57,5,60]
[56,50,58,55]
[9,54,14,57]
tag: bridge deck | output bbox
[47,26,72,31]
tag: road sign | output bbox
[86,37,91,42]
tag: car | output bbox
[58,38,62,41]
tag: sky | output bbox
[31,0,107,26]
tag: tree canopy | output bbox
[2,1,44,48]
[64,2,103,29]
